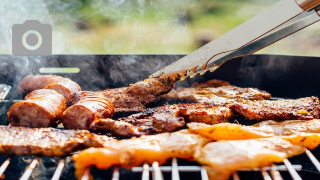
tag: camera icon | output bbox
[12,20,52,56]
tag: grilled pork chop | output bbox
[72,129,211,179]
[195,137,304,180]
[231,97,320,120]
[0,126,114,156]
[90,105,185,136]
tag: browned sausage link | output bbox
[7,89,67,128]
[18,75,82,104]
[62,91,115,130]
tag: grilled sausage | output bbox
[7,89,67,127]
[18,75,82,104]
[62,91,115,130]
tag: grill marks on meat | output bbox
[101,78,175,116]
[18,75,82,105]
[90,105,185,136]
[187,119,320,141]
[0,126,114,156]
[231,97,320,120]
[7,89,67,128]
[72,129,211,179]
[179,104,233,124]
[195,137,304,180]
[62,91,114,130]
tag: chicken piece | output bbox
[191,79,230,88]
[195,138,304,180]
[90,105,185,136]
[231,97,320,120]
[187,119,320,141]
[179,104,233,124]
[0,126,114,156]
[62,91,114,130]
[18,75,82,104]
[101,78,175,116]
[7,89,66,127]
[72,130,211,179]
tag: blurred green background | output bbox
[3,0,320,55]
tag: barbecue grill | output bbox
[1,54,320,180]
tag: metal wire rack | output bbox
[0,149,318,180]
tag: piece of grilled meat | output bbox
[72,129,211,179]
[0,126,114,156]
[231,97,320,120]
[162,85,271,104]
[195,137,304,180]
[7,89,67,128]
[101,77,175,116]
[62,91,114,130]
[18,75,82,105]
[90,105,185,136]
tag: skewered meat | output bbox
[7,89,66,127]
[18,75,82,104]
[0,126,114,156]
[179,103,233,124]
[187,119,320,141]
[191,79,230,88]
[195,137,304,180]
[72,129,211,179]
[231,97,320,120]
[101,77,175,116]
[90,105,185,136]
[62,91,114,130]
[162,85,271,104]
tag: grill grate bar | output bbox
[270,164,283,180]
[19,157,39,180]
[51,159,65,180]
[142,163,150,180]
[171,158,180,180]
[305,149,320,172]
[111,167,120,180]
[81,168,90,180]
[283,159,302,180]
[200,167,209,180]
[152,162,164,180]
[0,157,11,178]
[261,168,272,180]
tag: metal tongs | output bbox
[151,0,320,80]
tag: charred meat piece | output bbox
[187,119,320,141]
[101,78,175,116]
[191,79,230,88]
[179,104,233,124]
[18,75,82,104]
[231,97,320,120]
[62,91,114,130]
[7,89,66,128]
[0,126,114,156]
[90,105,185,136]
[195,137,304,180]
[72,129,211,179]
[162,85,271,104]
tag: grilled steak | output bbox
[0,126,114,156]
[62,91,114,130]
[231,97,320,120]
[72,129,211,179]
[7,89,67,128]
[195,137,304,180]
[18,75,82,104]
[179,103,233,124]
[90,105,185,136]
[162,85,271,104]
[101,77,175,116]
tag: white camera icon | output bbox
[12,20,52,56]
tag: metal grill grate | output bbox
[0,150,318,180]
